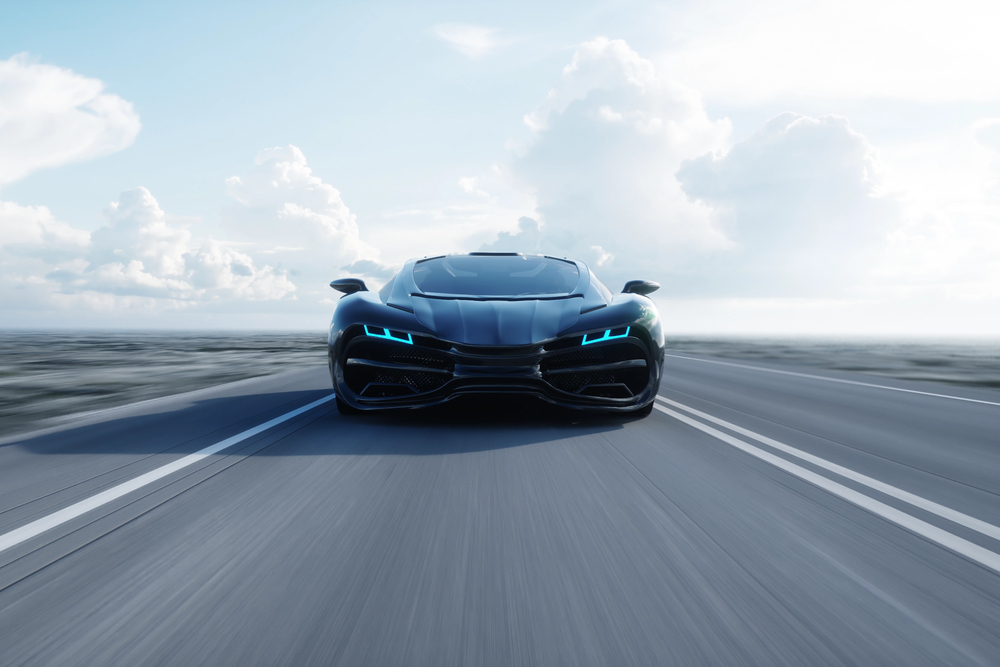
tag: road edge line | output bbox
[653,402,1000,575]
[0,393,336,555]
[662,353,1000,407]
[656,395,1000,542]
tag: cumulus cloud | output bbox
[49,187,294,301]
[431,24,503,58]
[223,145,384,295]
[0,201,90,313]
[502,37,731,291]
[0,200,89,259]
[0,53,140,185]
[676,113,896,295]
[523,37,658,132]
[479,216,542,253]
[0,188,296,317]
[472,37,946,304]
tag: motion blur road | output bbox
[1,353,999,665]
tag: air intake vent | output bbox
[542,343,645,371]
[344,338,453,397]
[348,339,452,370]
[546,366,648,396]
[541,342,649,397]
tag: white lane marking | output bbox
[662,353,1000,407]
[653,402,1000,574]
[657,395,1000,542]
[0,394,336,556]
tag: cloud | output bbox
[223,149,535,284]
[49,187,294,301]
[88,187,191,280]
[879,214,1000,300]
[486,38,965,306]
[589,245,614,267]
[659,0,1000,104]
[341,258,396,280]
[0,53,140,185]
[0,199,89,259]
[870,119,1000,301]
[0,200,91,313]
[224,146,363,255]
[459,176,491,200]
[670,111,1000,309]
[502,37,731,291]
[223,145,384,293]
[479,216,542,253]
[676,113,896,295]
[0,183,295,317]
[523,37,658,132]
[431,24,502,58]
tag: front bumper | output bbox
[331,326,659,412]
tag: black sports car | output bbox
[327,253,663,416]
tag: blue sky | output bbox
[3,0,640,220]
[2,0,999,333]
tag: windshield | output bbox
[412,255,580,297]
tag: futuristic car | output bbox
[327,253,664,416]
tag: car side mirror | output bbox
[329,278,368,295]
[622,280,659,296]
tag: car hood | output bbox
[384,256,612,346]
[409,296,584,346]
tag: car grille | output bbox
[341,333,651,402]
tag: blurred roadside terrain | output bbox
[0,331,327,437]
[1,331,998,438]
[667,337,1000,389]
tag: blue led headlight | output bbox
[364,325,414,344]
[581,326,630,345]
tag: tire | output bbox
[336,395,361,415]
[633,401,655,417]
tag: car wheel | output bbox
[336,395,361,416]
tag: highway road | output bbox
[1,352,999,665]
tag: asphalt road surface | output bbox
[1,352,999,666]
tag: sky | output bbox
[1,0,999,335]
